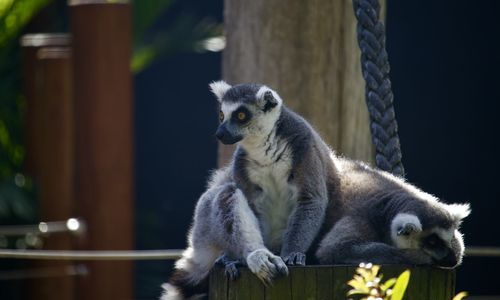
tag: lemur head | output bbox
[209,80,283,145]
[390,202,470,268]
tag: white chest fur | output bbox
[245,149,299,252]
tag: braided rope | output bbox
[353,0,405,177]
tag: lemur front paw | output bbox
[246,249,288,285]
[282,252,306,266]
[215,254,243,281]
[397,222,421,236]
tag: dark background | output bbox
[133,0,500,298]
[386,0,500,296]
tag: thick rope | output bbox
[353,0,405,177]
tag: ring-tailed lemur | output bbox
[161,81,340,300]
[315,156,470,267]
[161,81,470,300]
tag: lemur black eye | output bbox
[231,106,252,124]
[424,234,441,248]
[219,111,224,122]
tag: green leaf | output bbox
[357,267,376,282]
[131,46,156,73]
[347,279,369,293]
[346,289,369,296]
[381,278,397,291]
[132,0,172,44]
[391,270,410,300]
[453,291,468,300]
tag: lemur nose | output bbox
[215,127,226,140]
[436,251,458,268]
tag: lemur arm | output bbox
[280,159,329,265]
[315,215,432,265]
[345,242,432,265]
[281,197,327,265]
[211,184,288,283]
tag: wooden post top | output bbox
[68,0,129,6]
[209,265,456,300]
[20,33,71,47]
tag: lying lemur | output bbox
[161,81,470,300]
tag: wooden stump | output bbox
[209,265,455,300]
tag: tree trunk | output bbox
[219,0,384,166]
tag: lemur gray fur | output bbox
[316,156,470,267]
[161,81,470,300]
[161,81,340,300]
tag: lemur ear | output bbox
[447,203,471,222]
[209,80,231,102]
[258,90,279,112]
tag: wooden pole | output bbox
[209,265,455,300]
[69,1,134,300]
[20,34,75,300]
[219,0,383,166]
[21,34,71,177]
[36,47,76,300]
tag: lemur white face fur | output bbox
[390,203,470,267]
[210,81,283,146]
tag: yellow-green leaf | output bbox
[391,270,410,300]
[453,291,468,300]
[381,278,397,291]
[357,267,374,281]
[347,289,369,296]
[347,279,369,292]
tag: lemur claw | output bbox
[216,254,243,281]
[224,262,240,280]
[397,223,419,236]
[283,252,306,266]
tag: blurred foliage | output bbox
[0,0,221,225]
[0,0,51,46]
[347,263,468,300]
[0,0,50,224]
[347,263,410,300]
[131,0,222,73]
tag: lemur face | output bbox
[390,203,470,268]
[420,227,465,268]
[209,81,282,145]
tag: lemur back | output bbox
[316,156,470,267]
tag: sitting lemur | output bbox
[161,81,470,300]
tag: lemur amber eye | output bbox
[237,112,246,120]
[219,111,224,122]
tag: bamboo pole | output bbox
[69,1,134,300]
